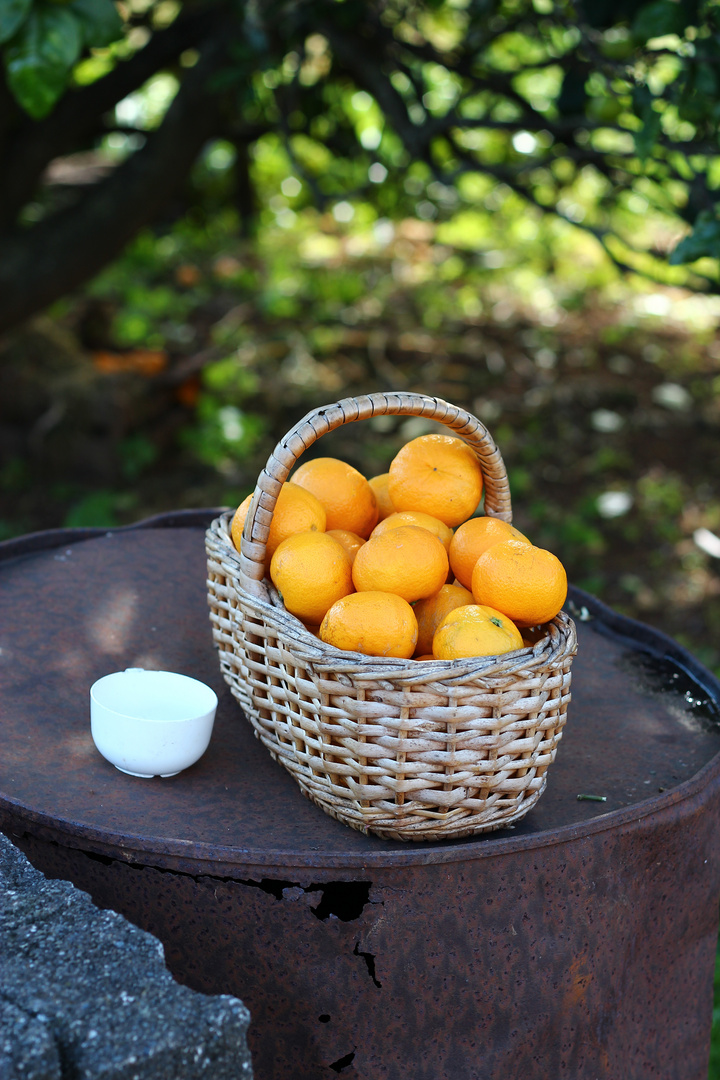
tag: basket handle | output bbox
[238,392,512,599]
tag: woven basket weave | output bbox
[206,392,577,841]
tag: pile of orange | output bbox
[231,433,567,662]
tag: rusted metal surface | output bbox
[2,514,719,1079]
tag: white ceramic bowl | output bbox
[90,668,218,778]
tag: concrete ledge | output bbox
[1,831,252,1079]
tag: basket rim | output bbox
[207,511,577,682]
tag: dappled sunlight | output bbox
[85,587,139,657]
[130,651,174,672]
[53,648,95,684]
[64,729,100,763]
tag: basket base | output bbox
[302,783,546,841]
[254,719,549,842]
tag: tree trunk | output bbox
[0,28,229,336]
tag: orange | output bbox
[352,525,449,603]
[291,457,378,538]
[320,591,418,659]
[433,604,524,660]
[270,531,354,624]
[471,538,568,627]
[414,654,436,661]
[412,583,474,656]
[449,516,530,589]
[326,529,365,565]
[388,434,483,528]
[368,473,395,521]
[371,510,454,552]
[231,482,327,561]
[230,494,254,550]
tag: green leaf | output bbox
[0,0,32,45]
[4,4,82,118]
[669,209,720,264]
[634,108,661,161]
[632,0,687,43]
[696,61,719,97]
[63,491,119,528]
[67,0,122,48]
[632,86,661,163]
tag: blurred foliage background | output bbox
[1,0,719,678]
[2,0,720,1069]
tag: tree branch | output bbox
[322,20,428,161]
[0,29,231,335]
[442,130,717,290]
[0,1,227,231]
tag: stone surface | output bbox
[0,997,61,1080]
[0,831,253,1079]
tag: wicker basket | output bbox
[206,392,577,841]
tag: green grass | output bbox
[710,938,720,1078]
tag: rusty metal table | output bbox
[2,512,720,1080]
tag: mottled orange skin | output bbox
[433,604,524,660]
[368,474,396,522]
[231,482,326,561]
[320,591,418,659]
[449,516,529,589]
[388,434,483,528]
[326,529,365,565]
[292,457,378,538]
[270,531,354,624]
[352,525,449,604]
[471,539,567,628]
[372,511,454,552]
[412,583,474,657]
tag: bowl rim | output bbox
[90,668,218,725]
